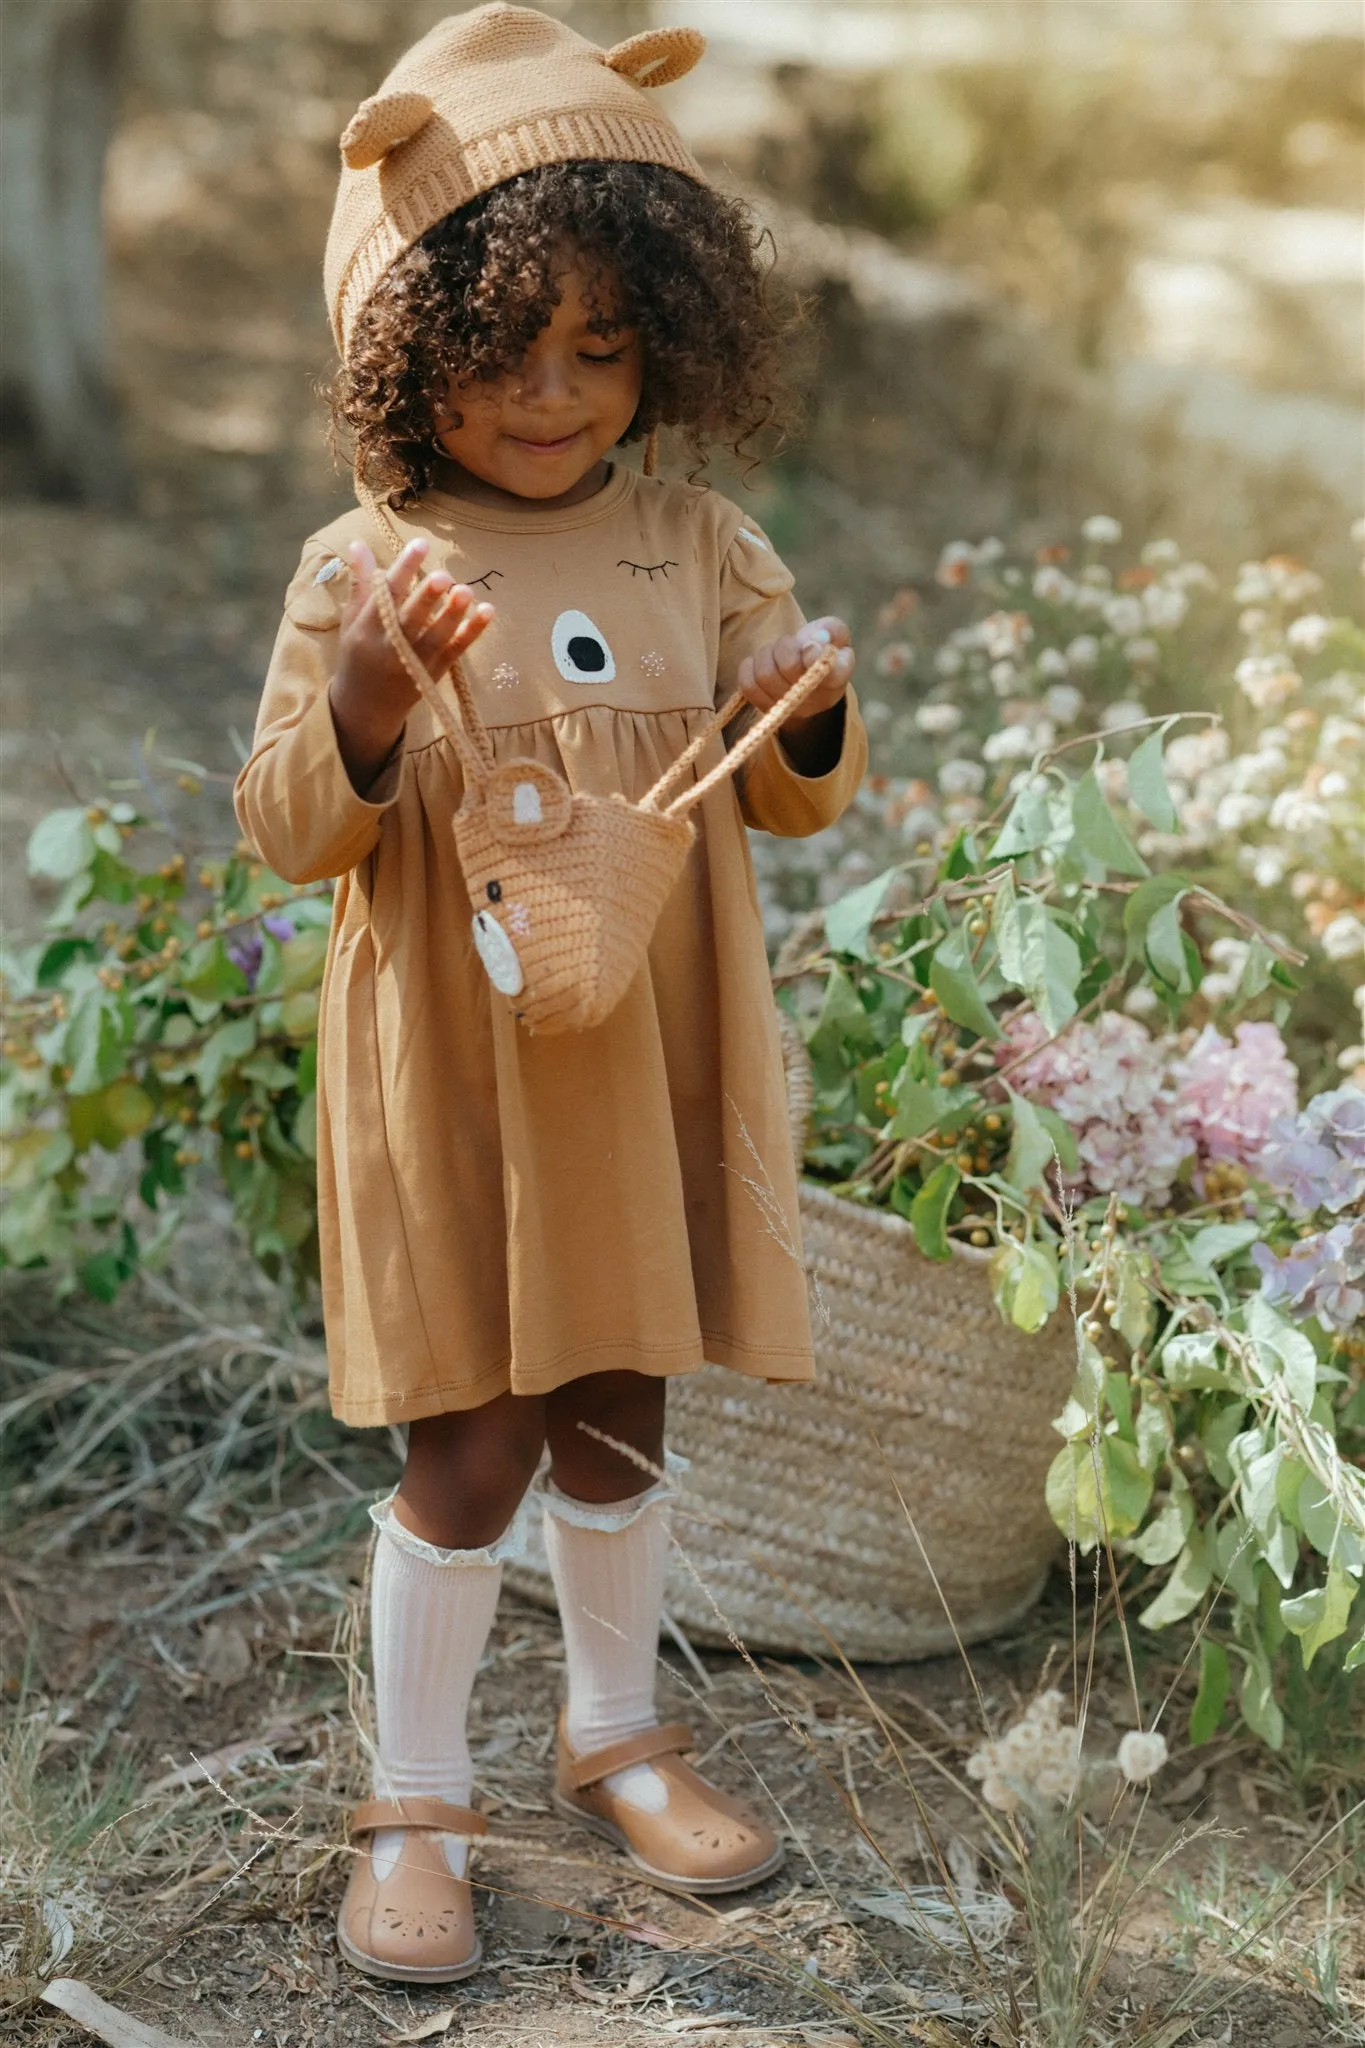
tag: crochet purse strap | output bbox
[368,561,496,789]
[638,643,841,822]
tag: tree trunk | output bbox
[0,0,132,503]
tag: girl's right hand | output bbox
[329,537,495,793]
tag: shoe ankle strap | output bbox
[351,1797,488,1839]
[563,1721,693,1791]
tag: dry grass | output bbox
[2,1263,1360,2046]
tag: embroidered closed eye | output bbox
[466,569,503,592]
[618,559,678,581]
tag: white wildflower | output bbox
[1322,913,1365,962]
[1044,683,1084,724]
[1082,514,1122,545]
[915,701,964,736]
[1235,562,1275,605]
[1209,936,1250,973]
[1124,636,1161,666]
[1124,984,1161,1017]
[1167,729,1229,781]
[1141,538,1180,567]
[1103,594,1145,637]
[1231,746,1289,792]
[1235,656,1301,711]
[1286,612,1332,655]
[935,540,976,588]
[935,645,965,678]
[976,536,1005,563]
[943,796,984,825]
[1239,606,1270,637]
[1172,561,1216,591]
[984,724,1040,763]
[968,1692,1083,1816]
[1215,792,1268,833]
[875,641,914,677]
[1066,634,1100,668]
[1319,770,1351,799]
[1034,565,1074,603]
[1246,845,1290,888]
[1269,788,1331,835]
[981,610,1033,660]
[1101,700,1148,732]
[1143,583,1188,630]
[1037,646,1070,678]
[1116,1730,1169,1785]
[1097,757,1129,802]
[939,757,987,797]
[990,659,1019,695]
[899,805,942,845]
[1319,715,1364,753]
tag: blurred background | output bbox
[2,0,1362,924]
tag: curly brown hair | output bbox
[328,161,793,502]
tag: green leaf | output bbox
[196,1016,257,1096]
[1160,1331,1234,1390]
[1034,1103,1079,1174]
[909,1160,959,1262]
[993,888,1081,1035]
[808,965,875,1080]
[1071,767,1150,877]
[1189,1639,1230,1746]
[1126,728,1177,833]
[1239,1646,1284,1750]
[824,868,897,962]
[1045,1433,1151,1547]
[27,808,96,881]
[1187,1221,1261,1275]
[1343,1632,1365,1674]
[990,1237,1060,1334]
[35,936,98,986]
[990,783,1053,859]
[1006,1089,1055,1193]
[1123,874,1186,965]
[1145,896,1189,991]
[101,1081,155,1138]
[887,1069,978,1141]
[1245,1296,1318,1411]
[1103,1436,1156,1538]
[293,1092,318,1162]
[179,937,249,1005]
[1128,1486,1193,1566]
[1237,934,1276,1002]
[1139,1532,1211,1627]
[1280,1561,1356,1670]
[64,989,130,1095]
[280,926,329,995]
[1111,1248,1154,1349]
[929,929,1000,1041]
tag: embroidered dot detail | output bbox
[491,662,520,689]
[640,650,666,677]
[508,902,531,936]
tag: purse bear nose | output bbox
[551,608,616,684]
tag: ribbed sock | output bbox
[542,1482,671,1815]
[368,1503,505,1878]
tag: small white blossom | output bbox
[1083,514,1122,545]
[935,540,976,587]
[984,724,1041,763]
[1286,612,1332,655]
[1322,913,1365,962]
[1319,769,1351,799]
[1124,983,1161,1016]
[1167,729,1229,781]
[1319,715,1363,753]
[899,805,942,845]
[1269,788,1331,835]
[935,645,965,677]
[1101,700,1148,732]
[1104,595,1145,637]
[914,701,963,736]
[1235,562,1275,605]
[1246,845,1290,888]
[980,610,1033,660]
[1117,1730,1169,1785]
[967,1692,1082,1816]
[1235,656,1302,711]
[1033,565,1074,603]
[1172,561,1216,591]
[976,536,1005,563]
[1037,646,1069,678]
[1240,606,1270,637]
[943,796,984,825]
[1141,538,1180,567]
[1143,583,1188,630]
[939,757,986,796]
[990,659,1019,694]
[1216,792,1268,832]
[1124,636,1161,666]
[875,641,913,677]
[1066,634,1101,669]
[1044,683,1084,724]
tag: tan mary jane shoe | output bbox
[337,1797,487,1984]
[553,1718,784,1895]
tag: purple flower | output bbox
[1259,1087,1365,1215]
[1254,1219,1365,1333]
[225,912,296,991]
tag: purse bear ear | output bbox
[601,26,705,88]
[340,90,435,170]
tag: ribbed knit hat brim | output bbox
[324,4,707,354]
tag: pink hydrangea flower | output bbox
[1174,1022,1299,1180]
[999,1012,1191,1208]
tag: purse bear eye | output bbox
[551,608,616,684]
[487,880,502,902]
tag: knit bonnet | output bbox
[324,2,708,356]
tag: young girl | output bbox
[236,4,865,1987]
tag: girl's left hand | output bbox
[737,617,855,728]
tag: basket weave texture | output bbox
[507,1024,1077,1660]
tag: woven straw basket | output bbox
[507,1017,1076,1661]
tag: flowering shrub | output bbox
[782,519,1364,1752]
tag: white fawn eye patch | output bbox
[551,609,616,684]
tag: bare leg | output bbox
[395,1389,546,1548]
[545,1370,666,1503]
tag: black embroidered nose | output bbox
[566,635,607,672]
[487,880,502,902]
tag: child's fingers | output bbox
[383,537,431,607]
[343,541,375,622]
[398,569,454,644]
[803,615,851,650]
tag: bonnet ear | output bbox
[340,89,435,170]
[602,26,705,88]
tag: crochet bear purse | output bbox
[370,570,838,1036]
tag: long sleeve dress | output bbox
[236,466,866,1426]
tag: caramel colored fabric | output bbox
[325,4,707,352]
[236,469,866,1425]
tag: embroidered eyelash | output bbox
[467,570,504,592]
[618,559,678,581]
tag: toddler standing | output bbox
[236,4,865,1986]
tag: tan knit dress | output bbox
[236,468,866,1427]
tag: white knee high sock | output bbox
[542,1481,672,1815]
[368,1499,507,1879]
